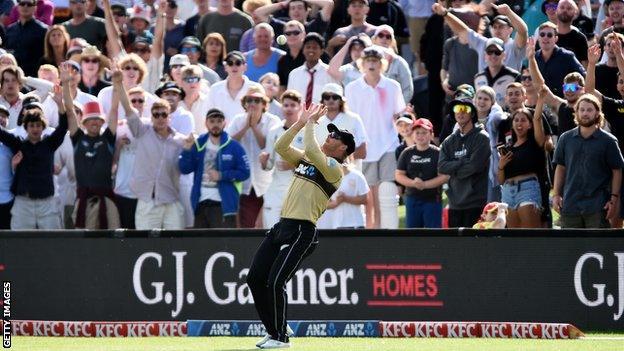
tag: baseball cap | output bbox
[169,54,190,67]
[322,83,344,98]
[155,81,185,99]
[412,118,433,131]
[206,108,225,119]
[485,37,505,52]
[327,123,356,156]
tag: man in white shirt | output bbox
[225,86,281,228]
[315,83,367,161]
[345,46,406,229]
[0,66,26,129]
[287,33,336,105]
[259,90,305,228]
[180,65,212,134]
[208,51,262,124]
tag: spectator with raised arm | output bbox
[595,33,624,99]
[327,34,370,88]
[114,62,187,230]
[432,2,527,72]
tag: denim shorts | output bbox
[501,177,542,210]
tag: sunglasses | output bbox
[245,97,263,104]
[225,59,244,66]
[563,83,581,93]
[123,66,139,71]
[152,112,168,119]
[520,75,532,81]
[82,58,99,64]
[486,49,502,56]
[376,33,392,40]
[539,32,555,38]
[181,47,199,54]
[452,104,472,114]
[183,76,201,83]
[131,98,145,104]
[544,3,558,11]
[19,1,36,6]
[284,30,302,36]
[322,94,341,101]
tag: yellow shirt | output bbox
[275,121,343,224]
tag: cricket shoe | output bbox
[259,339,290,349]
[256,326,294,348]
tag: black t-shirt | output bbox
[557,102,576,136]
[596,64,620,99]
[601,96,624,150]
[502,137,545,179]
[71,128,116,188]
[556,28,588,63]
[396,145,441,201]
[78,79,111,97]
[573,15,595,40]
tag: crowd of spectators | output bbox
[0,0,622,230]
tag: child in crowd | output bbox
[473,202,508,229]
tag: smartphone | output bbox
[497,144,511,156]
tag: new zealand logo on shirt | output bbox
[293,159,337,199]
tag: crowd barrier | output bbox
[0,229,622,331]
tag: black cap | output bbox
[327,123,355,157]
[111,4,127,15]
[206,108,225,119]
[303,33,326,49]
[155,81,185,99]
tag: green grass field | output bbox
[9,335,624,351]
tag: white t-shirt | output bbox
[317,168,369,229]
[207,76,261,125]
[344,76,406,162]
[199,139,221,202]
[170,106,195,135]
[98,85,158,120]
[181,92,212,134]
[316,111,368,148]
[225,111,281,196]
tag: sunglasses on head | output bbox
[131,98,145,104]
[181,47,199,54]
[245,97,263,104]
[377,33,392,40]
[486,49,502,56]
[539,32,555,38]
[152,112,168,119]
[184,76,201,84]
[284,30,302,36]
[453,104,472,114]
[563,83,581,93]
[82,58,99,64]
[123,66,139,71]
[520,75,532,81]
[225,59,243,66]
[18,1,36,6]
[322,93,341,101]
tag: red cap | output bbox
[412,118,433,131]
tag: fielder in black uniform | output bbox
[246,103,355,349]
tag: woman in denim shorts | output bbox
[497,94,548,228]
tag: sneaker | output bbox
[256,334,271,348]
[260,339,290,349]
[287,325,294,337]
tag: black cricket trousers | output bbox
[246,218,318,342]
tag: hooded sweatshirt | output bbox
[438,120,491,210]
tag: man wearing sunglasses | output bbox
[247,103,354,349]
[533,21,585,99]
[474,37,520,107]
[115,65,187,230]
[438,97,491,228]
[4,0,47,77]
[432,2,528,72]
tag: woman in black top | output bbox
[497,91,547,228]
